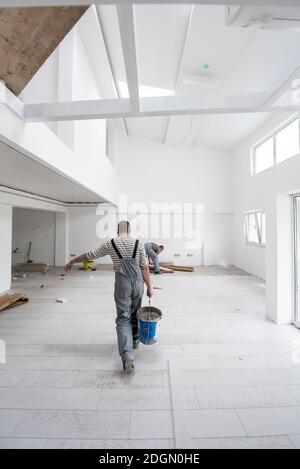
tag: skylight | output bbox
[118,81,174,99]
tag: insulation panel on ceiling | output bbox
[0,6,88,95]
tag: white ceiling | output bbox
[0,139,105,203]
[94,3,300,149]
[17,3,300,151]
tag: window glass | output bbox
[244,211,265,246]
[276,119,300,164]
[255,137,274,173]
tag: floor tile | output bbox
[288,434,300,449]
[44,439,171,449]
[73,371,164,389]
[195,385,297,409]
[130,411,174,439]
[183,389,199,410]
[0,410,24,437]
[247,368,300,386]
[0,438,46,449]
[98,388,171,410]
[0,358,66,371]
[190,436,294,449]
[286,385,300,404]
[181,370,252,388]
[186,410,246,438]
[12,410,131,439]
[0,370,76,388]
[211,355,293,370]
[183,344,254,357]
[238,407,300,436]
[0,388,101,410]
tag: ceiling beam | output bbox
[164,4,194,144]
[23,95,300,122]
[116,4,139,111]
[263,66,300,106]
[1,1,300,7]
[93,5,129,136]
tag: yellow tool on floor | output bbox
[83,261,95,272]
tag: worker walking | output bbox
[65,221,154,374]
[145,242,165,275]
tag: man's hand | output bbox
[147,286,154,298]
[64,261,74,273]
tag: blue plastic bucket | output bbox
[137,306,162,345]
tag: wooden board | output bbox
[169,265,195,272]
[0,293,29,312]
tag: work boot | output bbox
[133,339,140,350]
[123,359,135,374]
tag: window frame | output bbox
[252,114,300,175]
[292,194,300,328]
[244,209,266,248]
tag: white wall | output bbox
[233,113,300,324]
[114,135,234,266]
[55,212,69,267]
[0,204,12,293]
[0,16,116,207]
[0,189,67,292]
[12,208,56,266]
[68,206,114,265]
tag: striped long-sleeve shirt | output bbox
[86,238,148,273]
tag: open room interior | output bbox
[1,0,300,452]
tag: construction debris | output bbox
[56,297,67,304]
[0,293,29,312]
[149,265,174,274]
[17,263,49,274]
[170,265,195,273]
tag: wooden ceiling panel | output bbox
[0,6,88,95]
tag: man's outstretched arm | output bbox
[65,241,110,272]
[65,254,88,272]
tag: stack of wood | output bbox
[149,264,195,273]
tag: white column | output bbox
[57,30,75,149]
[266,194,294,324]
[55,212,69,267]
[0,204,12,293]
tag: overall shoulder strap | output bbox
[111,239,123,259]
[132,240,139,259]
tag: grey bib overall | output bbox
[112,239,144,362]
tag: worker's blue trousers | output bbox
[114,260,144,362]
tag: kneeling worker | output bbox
[145,242,165,275]
[65,221,154,374]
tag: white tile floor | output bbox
[0,267,299,449]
